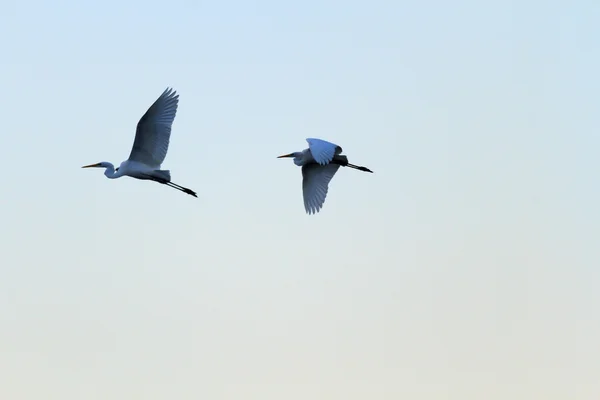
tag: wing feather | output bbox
[306,138,342,165]
[128,88,179,167]
[302,163,341,214]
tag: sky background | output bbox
[0,0,599,399]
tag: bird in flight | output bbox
[278,138,373,214]
[82,87,197,197]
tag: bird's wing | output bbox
[306,138,342,165]
[302,163,341,214]
[128,88,179,167]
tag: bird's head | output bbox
[277,152,295,159]
[81,162,113,169]
[277,152,302,160]
[278,152,304,166]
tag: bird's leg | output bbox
[164,181,198,197]
[166,181,198,197]
[346,163,374,173]
[331,155,373,173]
[141,173,198,197]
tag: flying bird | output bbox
[82,87,197,197]
[278,138,373,214]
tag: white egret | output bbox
[278,138,373,214]
[82,87,197,198]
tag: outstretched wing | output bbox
[128,88,179,167]
[306,138,342,165]
[302,163,341,214]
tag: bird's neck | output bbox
[103,164,118,179]
[293,152,305,166]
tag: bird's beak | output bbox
[82,163,101,168]
[277,153,294,158]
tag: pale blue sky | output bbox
[0,1,598,399]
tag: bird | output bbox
[278,138,373,214]
[82,87,197,198]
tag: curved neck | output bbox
[103,163,118,179]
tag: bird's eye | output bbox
[115,168,119,171]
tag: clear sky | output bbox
[0,0,598,399]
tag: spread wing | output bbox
[306,138,342,165]
[302,163,341,214]
[128,88,179,167]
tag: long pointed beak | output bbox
[82,163,101,168]
[277,153,294,158]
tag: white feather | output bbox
[128,88,179,168]
[302,163,341,214]
[306,138,342,165]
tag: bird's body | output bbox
[82,88,197,197]
[278,138,373,214]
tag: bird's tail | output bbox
[153,169,172,181]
